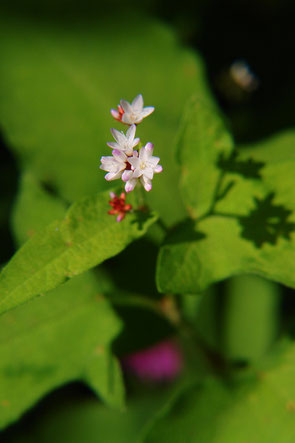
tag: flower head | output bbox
[108,192,132,222]
[100,149,128,181]
[111,94,154,125]
[122,142,163,192]
[107,124,139,156]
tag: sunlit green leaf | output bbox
[157,103,295,293]
[177,96,233,217]
[0,189,157,315]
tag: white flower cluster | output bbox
[100,94,162,193]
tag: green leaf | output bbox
[145,342,295,443]
[177,96,234,218]
[12,172,67,246]
[0,14,213,225]
[0,189,157,315]
[0,271,123,430]
[157,103,295,293]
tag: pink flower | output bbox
[122,339,183,382]
[111,94,154,125]
[123,142,162,192]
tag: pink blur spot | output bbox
[122,339,183,382]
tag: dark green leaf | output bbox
[0,271,123,430]
[146,343,295,443]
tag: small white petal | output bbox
[107,141,120,150]
[154,164,163,173]
[125,179,137,193]
[132,168,142,179]
[105,171,122,181]
[100,156,117,171]
[120,99,132,113]
[148,156,160,167]
[131,94,144,111]
[122,170,133,182]
[111,109,120,119]
[112,149,127,162]
[110,192,116,198]
[141,176,152,192]
[126,124,136,140]
[141,107,155,118]
[139,147,146,160]
[111,128,126,146]
[145,183,152,191]
[131,137,140,148]
[145,142,154,154]
[144,167,154,180]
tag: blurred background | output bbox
[1,0,295,441]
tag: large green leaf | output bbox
[157,100,295,293]
[0,189,157,315]
[145,342,295,443]
[0,14,213,225]
[177,96,233,218]
[0,271,123,430]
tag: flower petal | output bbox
[132,168,142,179]
[131,94,144,111]
[132,137,140,148]
[107,141,120,150]
[125,179,137,193]
[144,167,154,180]
[111,128,126,146]
[141,176,152,192]
[122,170,133,182]
[110,109,120,120]
[120,99,132,113]
[112,149,127,162]
[128,156,140,168]
[117,213,125,222]
[105,171,122,181]
[145,142,154,154]
[126,124,136,140]
[141,107,155,118]
[147,156,160,167]
[100,156,117,171]
[154,164,163,173]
